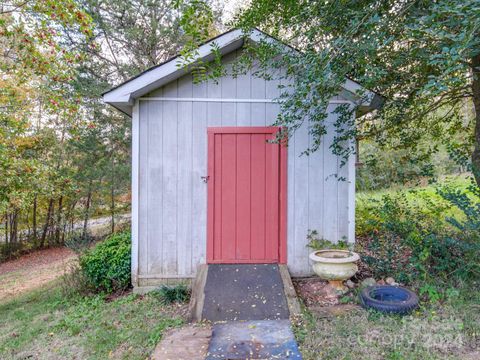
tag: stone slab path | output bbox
[206,320,302,359]
[151,324,212,360]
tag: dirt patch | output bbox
[293,277,362,320]
[0,247,76,303]
[293,277,340,307]
[0,247,74,274]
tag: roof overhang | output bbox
[103,29,383,116]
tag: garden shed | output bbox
[103,29,382,291]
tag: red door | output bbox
[207,127,287,264]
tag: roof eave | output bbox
[103,28,384,117]
[103,29,249,109]
[341,78,384,116]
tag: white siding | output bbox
[136,50,355,280]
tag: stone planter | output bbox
[309,249,360,291]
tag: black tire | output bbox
[359,285,419,314]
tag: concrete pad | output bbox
[202,264,289,322]
[206,320,302,359]
[151,324,212,360]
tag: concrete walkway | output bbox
[201,264,302,359]
[156,264,303,359]
[202,264,290,322]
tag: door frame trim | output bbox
[206,126,287,264]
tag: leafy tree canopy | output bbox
[179,0,480,186]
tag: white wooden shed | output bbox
[103,29,382,291]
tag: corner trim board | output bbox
[131,100,140,287]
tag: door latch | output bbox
[201,176,210,183]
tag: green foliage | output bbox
[60,262,94,298]
[152,284,191,305]
[0,241,28,263]
[64,231,95,254]
[418,283,442,303]
[1,0,188,255]
[306,230,349,251]
[357,180,480,285]
[356,140,463,191]
[79,231,131,293]
[179,0,480,187]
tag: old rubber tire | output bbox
[359,285,419,314]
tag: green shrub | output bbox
[356,181,480,285]
[64,231,95,254]
[356,140,460,192]
[79,231,131,293]
[152,284,190,305]
[0,241,27,263]
[306,230,350,250]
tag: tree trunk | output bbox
[83,180,93,238]
[14,212,18,242]
[32,196,37,241]
[9,211,18,243]
[4,214,8,244]
[55,196,64,244]
[49,204,55,244]
[40,199,54,248]
[67,199,77,235]
[472,53,480,187]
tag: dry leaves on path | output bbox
[0,247,76,303]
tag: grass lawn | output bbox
[357,174,473,215]
[355,174,476,235]
[0,281,186,360]
[294,285,480,360]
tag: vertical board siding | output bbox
[192,80,208,269]
[177,75,193,276]
[131,101,139,287]
[147,101,164,275]
[161,82,178,275]
[292,120,309,267]
[235,52,252,126]
[251,61,267,126]
[250,134,267,260]
[236,134,251,259]
[138,101,149,275]
[137,51,355,278]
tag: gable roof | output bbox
[103,28,383,116]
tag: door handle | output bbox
[201,176,210,183]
